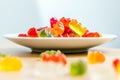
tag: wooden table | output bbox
[0,42,120,80]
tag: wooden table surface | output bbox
[0,42,120,80]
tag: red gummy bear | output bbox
[83,31,100,37]
[60,17,71,27]
[18,33,27,37]
[27,27,38,37]
[50,17,58,28]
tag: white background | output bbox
[0,0,120,48]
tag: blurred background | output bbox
[0,0,119,48]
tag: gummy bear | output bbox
[116,63,120,74]
[70,60,87,76]
[50,17,58,28]
[87,51,105,64]
[83,32,101,37]
[37,26,48,31]
[40,50,67,65]
[61,27,74,37]
[113,59,120,74]
[18,33,28,37]
[27,27,38,37]
[52,21,64,37]
[69,19,87,36]
[60,17,71,27]
[38,28,53,37]
[0,56,23,71]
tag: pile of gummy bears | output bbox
[18,17,102,37]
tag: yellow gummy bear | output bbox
[69,19,87,36]
[117,63,120,74]
[0,56,23,71]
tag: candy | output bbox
[52,21,64,37]
[69,19,87,36]
[40,50,67,65]
[27,27,38,37]
[0,56,23,71]
[113,59,119,67]
[38,28,53,37]
[116,63,120,74]
[113,59,120,74]
[87,51,105,64]
[18,33,27,37]
[61,26,74,37]
[64,26,73,34]
[38,29,47,37]
[70,60,87,76]
[50,17,58,28]
[37,26,48,31]
[82,32,101,37]
[60,17,71,27]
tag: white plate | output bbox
[3,33,117,52]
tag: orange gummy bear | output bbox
[87,51,105,64]
[52,21,64,37]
